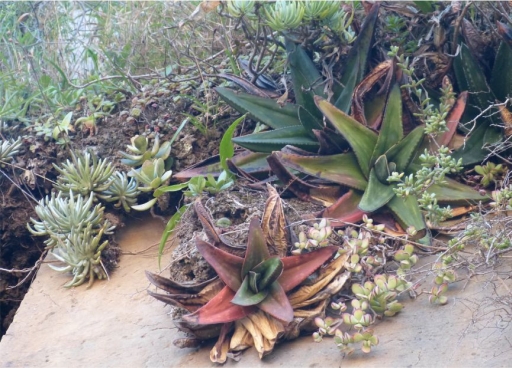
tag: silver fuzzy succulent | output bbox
[53,151,115,199]
[0,137,22,166]
[49,224,110,288]
[99,171,140,212]
[27,191,115,249]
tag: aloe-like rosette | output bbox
[120,134,171,167]
[27,191,115,249]
[53,151,115,199]
[99,171,140,212]
[272,84,486,239]
[182,217,338,325]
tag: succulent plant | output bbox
[100,171,140,212]
[183,171,234,197]
[474,162,507,188]
[120,134,172,167]
[263,1,305,32]
[270,83,485,240]
[0,137,22,166]
[302,0,339,22]
[451,21,512,164]
[147,189,350,363]
[53,151,115,199]
[27,192,115,249]
[130,158,187,211]
[174,5,380,181]
[182,217,338,325]
[217,5,379,154]
[131,158,172,192]
[226,0,255,18]
[49,223,110,288]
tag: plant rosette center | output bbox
[232,257,284,306]
[182,217,338,325]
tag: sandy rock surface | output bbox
[1,216,511,367]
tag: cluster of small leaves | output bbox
[101,172,139,212]
[183,171,234,197]
[0,137,22,166]
[314,307,378,356]
[388,46,456,137]
[28,191,115,249]
[389,47,457,136]
[53,150,141,212]
[303,217,418,355]
[120,134,172,167]
[384,15,418,54]
[74,93,122,136]
[314,271,410,355]
[394,243,419,276]
[228,0,355,43]
[53,151,115,199]
[338,217,386,274]
[293,218,333,253]
[429,256,457,305]
[130,158,176,211]
[474,162,507,188]
[27,192,115,288]
[491,184,512,211]
[388,148,462,225]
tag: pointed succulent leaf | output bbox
[195,238,244,291]
[183,286,252,325]
[274,151,368,190]
[131,198,158,211]
[321,190,366,225]
[386,126,425,172]
[453,43,498,124]
[435,92,467,148]
[452,122,502,165]
[335,54,360,113]
[156,141,172,159]
[334,3,380,110]
[251,257,284,291]
[150,135,161,156]
[490,35,512,102]
[359,169,395,212]
[241,217,270,279]
[133,135,149,152]
[257,281,294,323]
[248,271,260,293]
[215,87,301,129]
[371,84,403,166]
[315,96,378,177]
[374,155,390,183]
[452,43,503,164]
[154,182,189,198]
[232,125,319,153]
[387,195,426,237]
[174,151,270,181]
[279,246,338,291]
[285,37,325,125]
[231,276,268,306]
[298,106,324,137]
[428,178,489,203]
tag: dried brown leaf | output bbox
[262,184,289,257]
[288,253,347,306]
